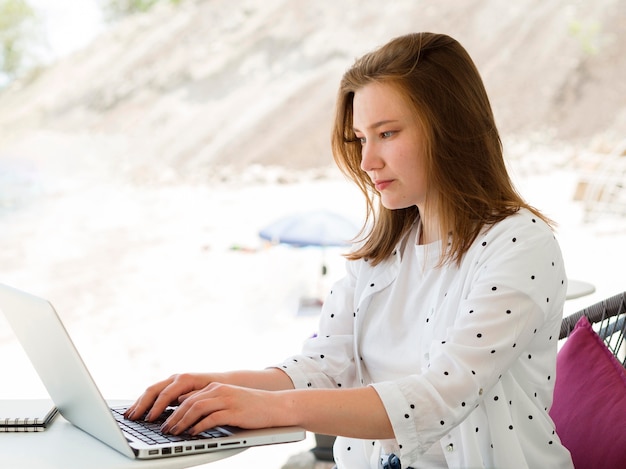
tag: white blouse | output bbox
[277,209,574,468]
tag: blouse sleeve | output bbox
[371,214,567,462]
[275,259,361,390]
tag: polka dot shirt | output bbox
[276,209,574,469]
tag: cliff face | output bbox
[0,0,624,181]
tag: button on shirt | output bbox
[277,210,574,468]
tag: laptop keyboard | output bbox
[111,407,229,446]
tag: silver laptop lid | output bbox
[0,283,135,458]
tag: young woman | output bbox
[126,33,574,468]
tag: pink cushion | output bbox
[550,316,626,469]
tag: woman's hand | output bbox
[160,382,293,435]
[124,373,215,422]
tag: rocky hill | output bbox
[0,0,624,183]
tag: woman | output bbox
[126,33,574,468]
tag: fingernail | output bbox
[160,423,169,433]
[170,424,179,435]
[127,411,135,420]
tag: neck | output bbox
[417,212,440,245]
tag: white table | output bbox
[566,279,596,300]
[0,400,245,469]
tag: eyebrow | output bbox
[352,119,399,134]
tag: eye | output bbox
[352,134,366,145]
[380,130,394,139]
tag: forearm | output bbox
[280,386,394,439]
[211,368,295,391]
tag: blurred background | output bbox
[0,0,625,467]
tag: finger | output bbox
[188,411,229,436]
[125,378,173,419]
[177,390,197,403]
[146,383,193,421]
[162,398,217,435]
[127,375,193,421]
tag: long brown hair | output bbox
[331,32,552,266]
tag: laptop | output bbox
[0,283,305,459]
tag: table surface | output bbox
[0,400,245,469]
[565,279,596,300]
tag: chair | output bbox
[558,291,626,365]
[551,291,626,469]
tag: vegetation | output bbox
[0,0,37,80]
[100,0,183,22]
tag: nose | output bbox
[359,141,383,173]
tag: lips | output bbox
[374,179,393,191]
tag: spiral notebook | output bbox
[0,399,58,432]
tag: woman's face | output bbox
[352,82,429,211]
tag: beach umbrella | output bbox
[258,210,359,248]
[259,210,360,312]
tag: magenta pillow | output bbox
[550,316,626,469]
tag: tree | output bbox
[0,0,36,80]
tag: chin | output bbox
[381,201,414,211]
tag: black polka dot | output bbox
[477,333,482,338]
[469,309,474,314]
[532,218,536,223]
[528,415,533,420]
[410,404,415,409]
[509,425,514,430]
[440,420,445,425]
[490,350,496,354]
[461,402,466,407]
[404,414,410,419]
[320,354,325,359]
[531,275,535,280]
[512,237,517,242]
[491,286,497,291]
[347,446,351,451]
[482,241,487,246]
[506,309,511,314]
[330,313,335,318]
[370,283,375,287]
[494,396,499,401]
[444,371,449,375]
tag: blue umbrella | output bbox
[258,210,359,248]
